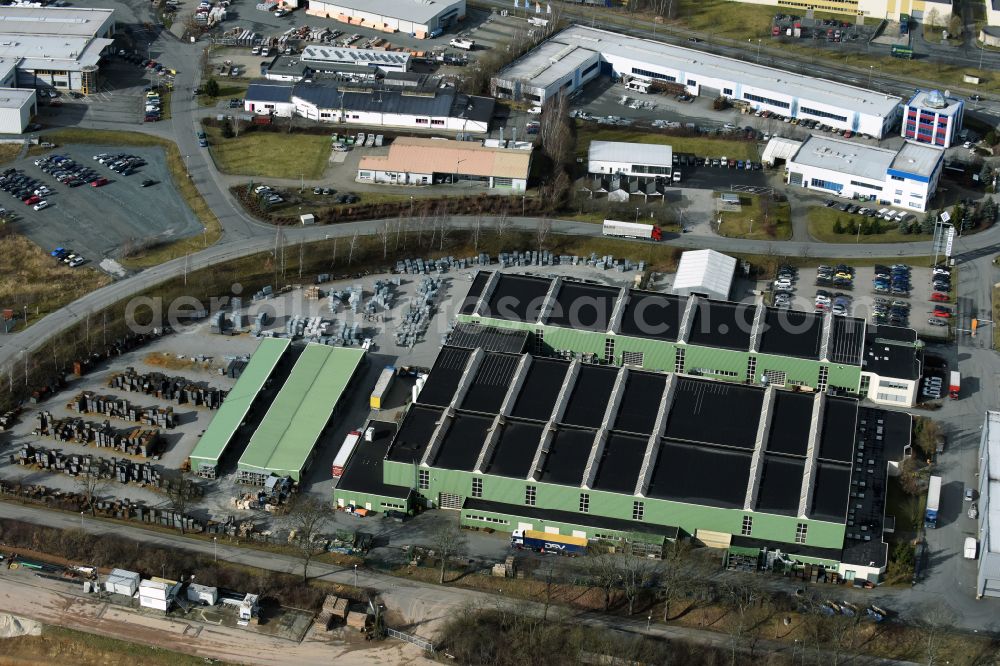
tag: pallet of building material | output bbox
[0,407,21,431]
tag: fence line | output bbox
[386,627,435,653]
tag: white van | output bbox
[964,537,978,559]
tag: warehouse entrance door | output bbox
[438,493,462,510]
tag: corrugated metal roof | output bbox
[245,81,294,103]
[359,137,531,179]
[246,79,494,123]
[238,344,365,480]
[986,411,1000,554]
[761,137,802,165]
[673,249,736,300]
[189,338,290,467]
[312,0,464,24]
[589,141,672,167]
[789,135,895,182]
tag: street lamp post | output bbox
[213,536,217,562]
[635,207,640,223]
[80,511,84,530]
[868,65,874,87]
[22,305,27,330]
[757,39,762,64]
[354,564,358,587]
[647,614,652,631]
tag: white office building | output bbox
[492,25,902,138]
[0,86,35,133]
[587,141,672,179]
[977,410,1000,599]
[786,136,943,212]
[0,7,115,93]
[244,80,493,133]
[305,0,465,39]
[902,89,964,148]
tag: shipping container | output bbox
[332,430,361,477]
[370,366,396,409]
[511,529,588,556]
[925,475,941,528]
[602,219,662,241]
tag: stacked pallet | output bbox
[315,594,341,630]
[0,408,21,431]
[15,443,165,485]
[67,392,176,428]
[109,368,225,409]
[34,412,163,457]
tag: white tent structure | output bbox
[672,249,736,301]
[761,137,802,167]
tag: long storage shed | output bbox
[237,344,365,484]
[188,338,291,478]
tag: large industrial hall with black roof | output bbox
[333,271,917,583]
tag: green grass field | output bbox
[717,195,791,240]
[575,123,760,162]
[206,128,331,179]
[806,206,931,243]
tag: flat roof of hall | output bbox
[463,271,867,365]
[0,7,113,36]
[501,25,900,117]
[390,346,870,521]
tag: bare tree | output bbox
[656,540,704,621]
[430,521,468,584]
[620,553,655,616]
[584,553,621,611]
[163,471,200,535]
[471,216,483,254]
[535,217,552,256]
[347,231,359,265]
[925,8,942,30]
[538,558,562,622]
[284,495,330,584]
[720,575,764,665]
[918,601,952,665]
[539,93,573,166]
[77,463,109,517]
[494,208,512,238]
[376,219,391,259]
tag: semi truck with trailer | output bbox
[331,430,361,478]
[950,371,961,399]
[602,219,663,241]
[925,475,942,528]
[510,529,587,556]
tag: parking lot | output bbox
[8,145,204,263]
[772,263,946,338]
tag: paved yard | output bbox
[8,145,203,263]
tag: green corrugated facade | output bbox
[456,313,863,392]
[334,305,866,567]
[380,460,846,551]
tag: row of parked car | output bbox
[816,264,855,290]
[311,187,360,204]
[35,154,104,188]
[0,169,50,211]
[815,290,852,316]
[872,297,910,327]
[49,246,85,268]
[823,199,913,223]
[253,184,284,206]
[754,109,864,138]
[873,263,911,297]
[144,88,163,123]
[93,152,147,177]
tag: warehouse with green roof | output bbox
[188,338,291,478]
[237,344,366,484]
